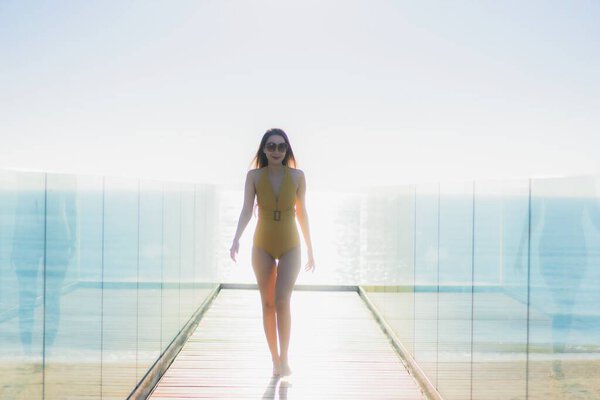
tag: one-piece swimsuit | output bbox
[252,165,300,259]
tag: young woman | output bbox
[229,128,316,377]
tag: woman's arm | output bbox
[296,170,316,271]
[230,171,256,261]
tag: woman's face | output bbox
[263,135,288,165]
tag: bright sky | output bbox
[1,1,599,190]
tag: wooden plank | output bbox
[148,289,426,399]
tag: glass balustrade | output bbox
[0,170,218,399]
[2,168,598,399]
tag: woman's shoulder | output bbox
[287,166,304,177]
[247,168,262,189]
[287,166,304,186]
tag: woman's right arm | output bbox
[230,170,256,261]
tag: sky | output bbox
[1,0,599,191]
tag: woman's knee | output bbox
[275,292,291,309]
[262,298,276,311]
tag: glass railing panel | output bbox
[360,188,396,313]
[414,182,440,386]
[384,185,416,357]
[180,183,196,327]
[0,170,45,400]
[136,180,163,381]
[216,188,244,283]
[338,192,363,284]
[205,185,218,284]
[193,184,205,301]
[1,169,219,399]
[195,184,218,300]
[437,181,474,399]
[528,175,600,399]
[194,184,210,300]
[44,173,102,399]
[471,179,529,400]
[161,182,181,351]
[101,176,139,398]
[299,191,362,285]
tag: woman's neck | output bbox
[267,164,284,174]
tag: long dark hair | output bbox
[250,128,297,169]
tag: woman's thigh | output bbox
[275,246,301,301]
[252,246,277,302]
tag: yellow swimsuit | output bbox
[253,165,301,259]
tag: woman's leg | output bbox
[251,246,279,372]
[274,246,301,375]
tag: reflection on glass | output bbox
[472,180,529,400]
[361,175,600,400]
[3,168,599,399]
[11,181,49,356]
[0,170,218,399]
[526,176,600,398]
[3,172,45,400]
[44,175,78,353]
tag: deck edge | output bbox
[357,286,444,400]
[127,283,221,400]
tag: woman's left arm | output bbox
[296,170,316,272]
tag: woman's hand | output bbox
[230,239,239,262]
[304,250,315,273]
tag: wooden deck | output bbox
[148,289,426,399]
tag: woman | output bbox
[229,128,316,377]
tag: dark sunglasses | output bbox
[265,142,288,153]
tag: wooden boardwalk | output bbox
[148,289,426,399]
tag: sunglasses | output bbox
[265,142,288,153]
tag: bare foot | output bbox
[272,360,281,376]
[280,362,292,376]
